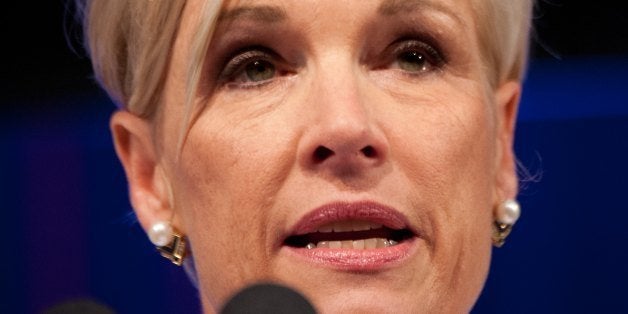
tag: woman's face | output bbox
[120,0,520,312]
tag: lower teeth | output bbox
[305,238,399,249]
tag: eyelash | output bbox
[385,38,446,74]
[217,38,446,88]
[219,47,282,88]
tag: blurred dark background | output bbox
[1,1,627,313]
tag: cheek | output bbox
[171,107,296,303]
[387,79,497,209]
[176,99,295,210]
[385,80,496,303]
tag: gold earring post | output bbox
[156,232,186,266]
[492,222,513,248]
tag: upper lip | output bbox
[286,200,415,238]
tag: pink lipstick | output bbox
[282,201,419,271]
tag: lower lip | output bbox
[283,237,419,271]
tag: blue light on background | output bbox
[1,57,627,313]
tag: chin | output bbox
[301,286,454,314]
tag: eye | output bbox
[390,40,444,73]
[244,60,276,82]
[219,48,281,86]
[398,51,429,72]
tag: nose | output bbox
[297,70,389,176]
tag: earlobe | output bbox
[110,110,175,234]
[494,81,521,201]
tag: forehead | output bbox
[213,0,473,26]
[172,0,484,83]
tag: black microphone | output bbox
[220,283,317,314]
[42,298,115,314]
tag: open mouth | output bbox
[284,220,415,250]
[281,201,419,270]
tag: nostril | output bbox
[361,146,377,158]
[313,146,334,162]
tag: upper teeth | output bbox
[305,238,399,249]
[317,220,383,233]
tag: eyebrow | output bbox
[378,0,463,25]
[218,5,287,24]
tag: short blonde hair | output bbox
[473,0,533,86]
[78,0,533,117]
[78,0,188,117]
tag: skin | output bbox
[111,0,520,313]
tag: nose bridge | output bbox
[311,50,369,141]
[297,50,389,174]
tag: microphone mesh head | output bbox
[42,298,115,314]
[220,283,316,314]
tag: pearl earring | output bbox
[148,220,187,266]
[148,220,174,247]
[492,199,521,247]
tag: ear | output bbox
[110,110,175,235]
[494,81,521,201]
